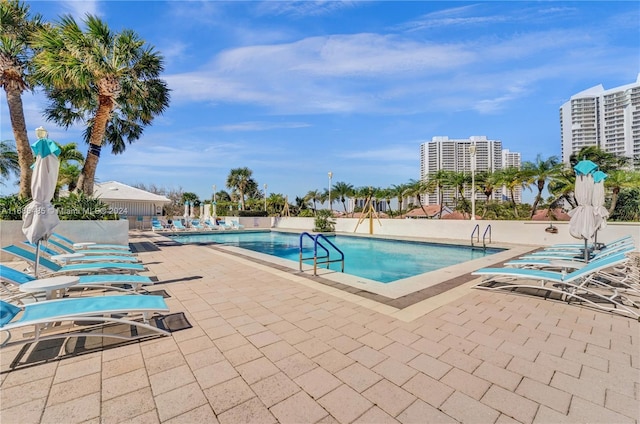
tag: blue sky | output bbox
[2,1,638,204]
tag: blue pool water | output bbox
[170,231,503,283]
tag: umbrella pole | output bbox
[34,240,41,278]
[584,239,589,263]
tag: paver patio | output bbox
[1,232,638,423]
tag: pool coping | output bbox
[152,231,538,312]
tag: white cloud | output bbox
[217,121,311,132]
[59,0,101,20]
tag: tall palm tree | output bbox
[332,181,353,213]
[446,171,471,213]
[497,167,528,218]
[523,154,562,218]
[606,170,640,215]
[0,0,42,197]
[390,183,408,215]
[0,139,20,184]
[547,167,577,209]
[476,170,500,218]
[403,179,428,216]
[31,14,170,195]
[226,167,253,210]
[430,170,451,218]
[304,189,322,215]
[55,142,85,196]
[570,146,629,173]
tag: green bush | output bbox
[0,195,30,220]
[54,192,119,220]
[298,209,314,217]
[313,209,335,232]
[0,193,118,220]
[238,210,268,217]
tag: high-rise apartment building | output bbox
[501,149,522,204]
[420,136,508,206]
[560,74,640,168]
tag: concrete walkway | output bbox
[1,232,638,423]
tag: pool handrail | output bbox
[298,232,345,276]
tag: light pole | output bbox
[328,171,333,212]
[264,183,268,212]
[469,143,476,220]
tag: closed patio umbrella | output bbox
[591,170,609,247]
[22,127,61,277]
[568,160,599,262]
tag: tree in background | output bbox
[304,190,322,215]
[55,142,85,198]
[332,181,353,213]
[0,0,42,197]
[226,167,253,210]
[522,154,563,218]
[32,14,170,195]
[0,140,20,184]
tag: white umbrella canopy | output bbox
[591,170,609,245]
[204,203,210,221]
[568,160,600,262]
[22,129,61,276]
[183,201,189,219]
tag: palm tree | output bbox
[332,181,353,213]
[606,170,640,215]
[0,140,20,184]
[304,190,322,215]
[497,167,528,218]
[55,142,85,197]
[570,146,629,173]
[31,14,170,195]
[226,167,253,210]
[547,167,576,207]
[476,170,500,218]
[390,183,408,215]
[430,170,451,218]
[0,0,42,197]
[403,179,428,216]
[522,154,562,218]
[446,171,471,213]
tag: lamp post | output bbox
[35,126,48,139]
[328,171,333,212]
[469,143,476,220]
[264,183,268,212]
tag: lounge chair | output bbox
[543,235,633,251]
[473,253,640,319]
[518,241,634,262]
[46,238,137,257]
[0,264,154,294]
[0,295,170,348]
[172,220,187,231]
[506,244,635,269]
[51,233,131,251]
[230,220,245,230]
[203,219,220,230]
[191,220,204,230]
[151,220,165,231]
[23,242,140,263]
[2,245,146,275]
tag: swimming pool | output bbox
[169,231,503,284]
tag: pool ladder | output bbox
[471,224,492,250]
[299,232,345,276]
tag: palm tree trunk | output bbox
[438,188,444,218]
[77,97,114,195]
[511,188,519,218]
[5,88,33,198]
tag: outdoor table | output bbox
[19,275,80,300]
[51,253,85,264]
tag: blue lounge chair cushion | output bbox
[0,301,21,326]
[0,265,152,287]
